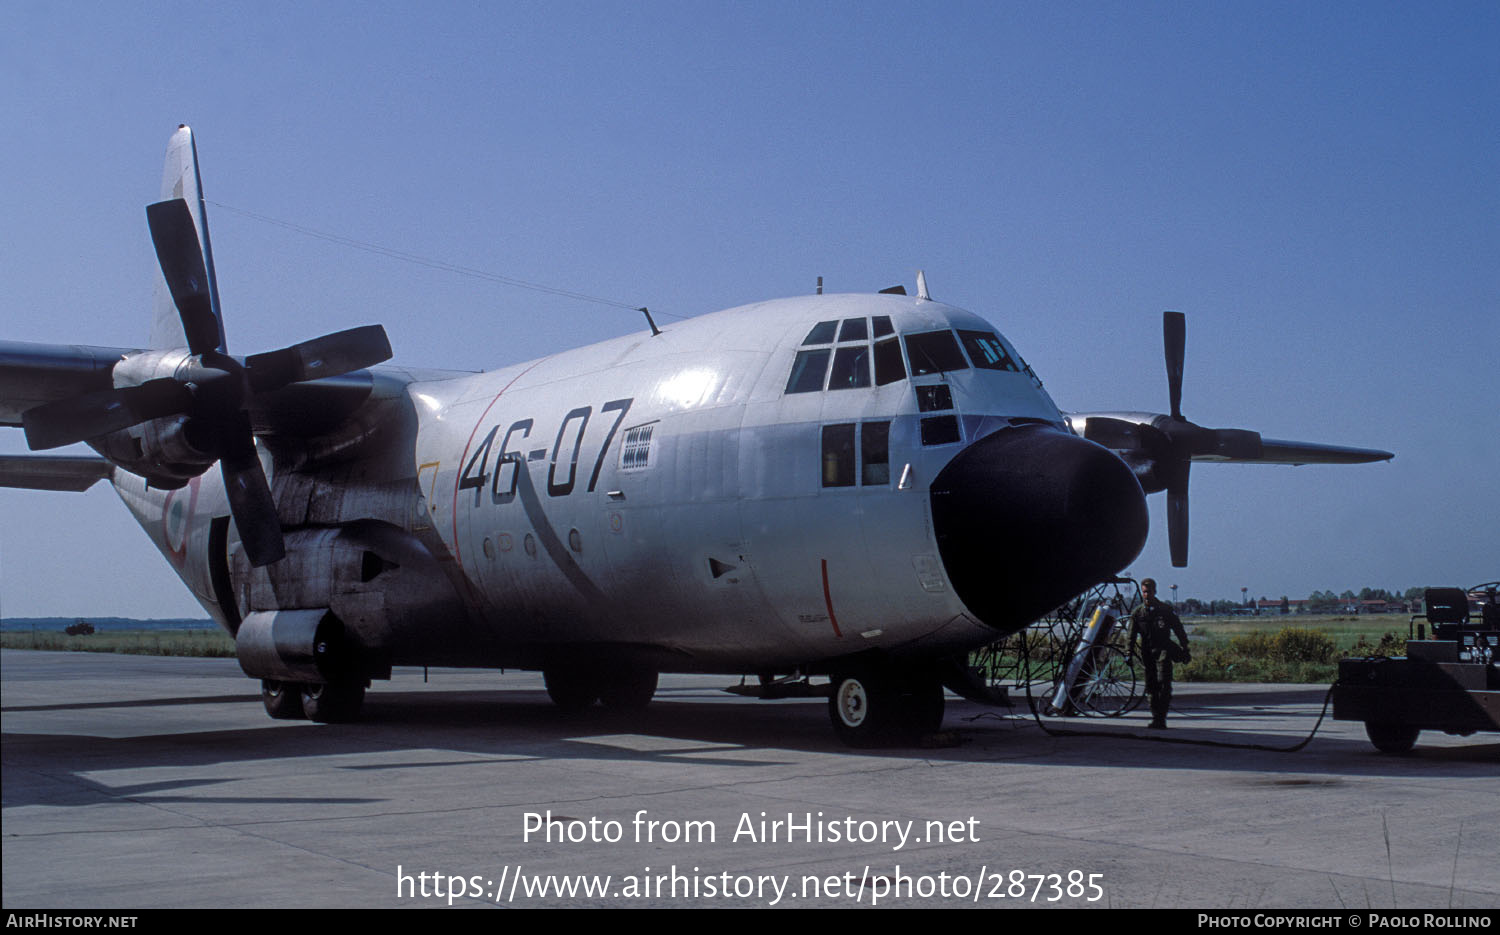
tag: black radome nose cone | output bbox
[929,424,1148,634]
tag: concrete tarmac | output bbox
[3,649,1496,909]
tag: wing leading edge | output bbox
[0,454,112,491]
[1203,437,1393,466]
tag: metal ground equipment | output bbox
[1332,582,1500,754]
[971,577,1145,717]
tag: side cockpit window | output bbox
[787,317,897,394]
[873,337,905,385]
[828,345,871,390]
[837,317,868,342]
[802,320,838,345]
[786,348,832,394]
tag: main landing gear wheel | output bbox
[300,679,366,723]
[261,679,306,719]
[828,664,944,747]
[544,668,600,713]
[1365,722,1420,755]
[598,668,658,711]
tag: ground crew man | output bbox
[1129,578,1190,729]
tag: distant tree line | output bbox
[1176,586,1429,615]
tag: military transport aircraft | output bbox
[0,126,1391,745]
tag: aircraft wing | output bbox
[1068,411,1394,466]
[0,341,129,427]
[1068,407,1392,567]
[0,339,401,440]
[1199,438,1394,466]
[0,454,113,491]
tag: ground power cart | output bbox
[1332,584,1499,754]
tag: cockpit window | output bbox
[802,320,838,345]
[904,330,969,375]
[957,330,1019,372]
[788,317,922,394]
[828,345,871,390]
[785,348,831,393]
[837,318,868,342]
[873,337,905,386]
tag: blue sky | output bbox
[2,1,1496,617]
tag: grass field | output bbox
[971,614,1417,685]
[0,628,236,657]
[1,614,1421,684]
[1179,614,1410,683]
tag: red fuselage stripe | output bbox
[821,558,843,638]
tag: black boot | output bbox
[1149,695,1168,729]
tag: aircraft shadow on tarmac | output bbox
[4,685,1494,812]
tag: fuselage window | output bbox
[837,318,868,342]
[915,384,953,412]
[828,345,871,390]
[786,348,832,393]
[904,330,969,376]
[861,421,891,485]
[821,423,856,487]
[802,320,838,345]
[873,337,905,386]
[920,414,962,446]
[957,330,1019,372]
[620,423,656,471]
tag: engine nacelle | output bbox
[91,415,220,488]
[235,609,352,682]
[84,349,230,488]
[228,522,472,674]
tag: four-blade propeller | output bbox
[1082,312,1264,568]
[20,197,392,567]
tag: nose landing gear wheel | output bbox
[828,664,944,747]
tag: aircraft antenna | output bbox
[817,276,823,295]
[206,200,672,320]
[640,307,662,337]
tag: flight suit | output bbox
[1129,598,1190,727]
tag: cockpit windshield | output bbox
[904,331,969,376]
[787,319,1028,394]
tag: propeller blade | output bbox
[1166,462,1190,568]
[244,325,393,393]
[1163,310,1185,420]
[146,198,222,355]
[21,378,194,450]
[219,411,285,566]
